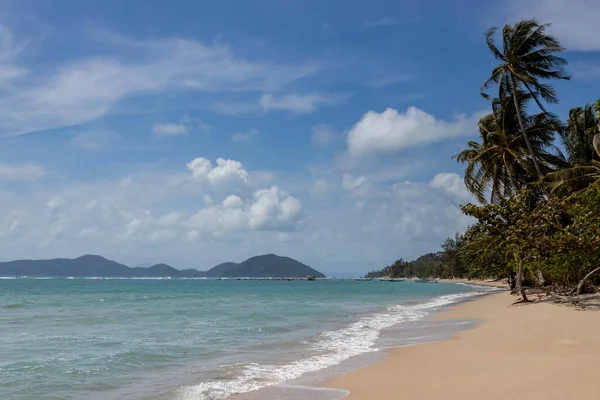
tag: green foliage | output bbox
[454,93,563,203]
[459,187,600,289]
[373,20,600,294]
[481,19,569,110]
[481,19,569,179]
[364,254,442,278]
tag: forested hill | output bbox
[364,253,443,278]
[0,254,325,278]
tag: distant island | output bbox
[0,254,325,278]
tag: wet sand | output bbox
[324,292,600,399]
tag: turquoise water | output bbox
[0,278,487,400]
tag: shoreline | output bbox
[321,291,600,399]
[435,277,509,289]
[219,286,494,400]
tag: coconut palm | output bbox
[546,105,600,195]
[560,105,599,165]
[455,95,563,203]
[481,19,570,179]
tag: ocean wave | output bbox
[177,291,484,400]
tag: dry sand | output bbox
[323,292,600,399]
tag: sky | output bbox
[0,0,599,276]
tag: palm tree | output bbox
[455,95,563,203]
[561,105,599,165]
[481,19,570,179]
[546,104,600,195]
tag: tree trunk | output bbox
[576,266,600,295]
[536,270,545,287]
[593,134,600,158]
[508,272,516,290]
[510,74,544,179]
[514,251,529,302]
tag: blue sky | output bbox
[0,0,599,275]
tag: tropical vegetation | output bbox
[367,19,600,301]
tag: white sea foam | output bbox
[177,291,485,400]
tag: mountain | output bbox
[204,254,325,278]
[0,255,133,277]
[0,254,324,278]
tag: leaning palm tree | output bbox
[455,95,563,203]
[481,19,570,179]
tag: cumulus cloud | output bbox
[0,156,476,275]
[0,163,47,181]
[502,0,600,51]
[222,195,244,209]
[186,157,249,187]
[0,154,307,261]
[249,186,303,230]
[188,186,303,233]
[429,173,471,199]
[153,122,189,136]
[346,107,484,158]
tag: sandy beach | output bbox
[435,278,509,289]
[324,292,600,399]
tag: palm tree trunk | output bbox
[509,74,544,179]
[514,250,529,302]
[593,134,600,158]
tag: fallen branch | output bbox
[576,266,600,295]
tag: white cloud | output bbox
[0,163,47,181]
[249,186,303,230]
[186,157,249,187]
[232,129,259,143]
[0,26,317,136]
[153,122,189,136]
[0,156,475,276]
[311,124,336,146]
[342,173,366,190]
[214,93,347,115]
[259,93,342,114]
[502,0,600,51]
[429,173,471,199]
[188,186,303,233]
[0,24,27,87]
[346,107,484,158]
[222,195,244,209]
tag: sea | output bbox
[0,278,498,400]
